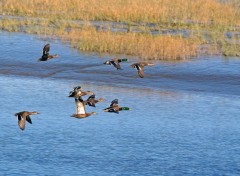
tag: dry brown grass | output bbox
[2,0,240,26]
[61,25,198,60]
[1,0,239,58]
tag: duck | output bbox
[38,43,59,61]
[104,58,128,70]
[130,62,154,78]
[14,111,40,130]
[104,99,130,114]
[85,94,105,107]
[71,97,96,118]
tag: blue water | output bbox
[1,31,240,175]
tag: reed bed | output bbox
[62,25,198,60]
[2,0,240,27]
[1,0,240,58]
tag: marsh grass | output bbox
[2,0,240,27]
[62,25,198,60]
[1,0,240,59]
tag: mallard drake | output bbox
[85,94,105,107]
[104,99,130,114]
[130,62,154,78]
[104,58,128,70]
[14,111,40,130]
[71,97,96,118]
[38,43,59,61]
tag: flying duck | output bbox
[38,43,59,61]
[104,58,128,70]
[85,94,105,107]
[71,97,96,118]
[14,111,40,130]
[104,99,130,114]
[130,62,154,78]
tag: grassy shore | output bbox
[2,0,240,26]
[1,0,240,59]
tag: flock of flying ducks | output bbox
[15,43,155,130]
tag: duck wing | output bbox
[73,86,82,91]
[69,89,82,97]
[131,63,145,78]
[137,66,145,78]
[43,44,50,55]
[111,60,121,70]
[140,62,154,67]
[17,114,26,130]
[130,63,137,68]
[110,99,118,107]
[26,115,32,124]
[16,113,22,121]
[68,91,75,97]
[86,95,96,107]
[87,102,96,107]
[18,119,26,130]
[87,94,95,100]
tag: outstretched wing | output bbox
[131,63,144,78]
[140,62,154,67]
[17,114,26,130]
[137,70,144,78]
[104,60,111,65]
[111,61,121,70]
[87,94,95,100]
[131,63,142,71]
[86,94,96,107]
[43,44,50,55]
[73,86,82,91]
[110,99,118,107]
[68,91,75,97]
[69,89,82,97]
[26,115,32,124]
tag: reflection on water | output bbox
[1,30,240,175]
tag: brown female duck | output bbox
[130,62,154,78]
[14,111,40,130]
[85,94,105,107]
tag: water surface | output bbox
[0,31,240,175]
